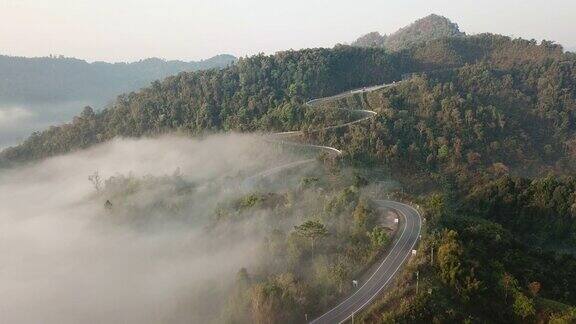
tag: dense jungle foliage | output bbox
[317,54,576,185]
[361,186,576,323]
[1,33,571,167]
[3,23,576,323]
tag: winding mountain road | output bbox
[311,200,421,324]
[254,80,422,322]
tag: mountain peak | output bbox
[352,14,464,51]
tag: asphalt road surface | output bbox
[310,200,422,324]
[254,80,422,322]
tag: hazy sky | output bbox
[1,0,575,62]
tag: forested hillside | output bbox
[0,46,406,164]
[352,14,464,51]
[1,33,570,167]
[341,32,576,322]
[2,14,576,324]
[319,50,575,183]
[363,188,576,323]
[465,176,576,248]
[0,54,236,105]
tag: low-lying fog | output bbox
[0,134,308,323]
[0,101,92,149]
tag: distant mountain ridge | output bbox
[2,32,572,166]
[2,13,576,324]
[0,53,237,106]
[352,14,465,51]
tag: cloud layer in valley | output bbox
[0,134,311,323]
[0,101,92,150]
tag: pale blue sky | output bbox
[1,0,574,62]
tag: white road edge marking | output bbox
[310,205,409,323]
[337,203,422,323]
[247,81,421,323]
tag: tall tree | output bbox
[294,220,328,255]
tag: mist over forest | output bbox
[0,133,396,323]
[0,134,308,323]
[2,10,576,324]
